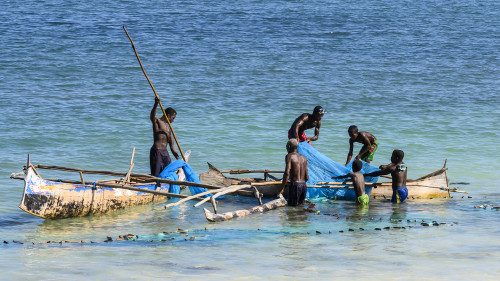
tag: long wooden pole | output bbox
[10,174,201,201]
[220,169,285,174]
[22,164,226,190]
[122,26,186,162]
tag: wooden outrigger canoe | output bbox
[12,165,173,219]
[200,162,464,200]
[370,166,451,199]
[10,153,231,219]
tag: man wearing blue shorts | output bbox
[364,150,408,203]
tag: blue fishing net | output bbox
[296,142,379,199]
[158,160,210,196]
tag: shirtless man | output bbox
[364,150,408,203]
[288,106,326,144]
[150,97,180,177]
[345,125,379,165]
[279,139,309,206]
[333,159,369,206]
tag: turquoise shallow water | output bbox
[0,0,499,280]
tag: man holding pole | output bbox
[150,97,180,177]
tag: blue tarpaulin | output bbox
[296,142,380,200]
[158,160,210,196]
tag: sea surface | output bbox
[0,0,499,280]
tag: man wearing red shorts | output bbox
[288,106,326,145]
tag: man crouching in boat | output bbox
[150,97,180,177]
[364,150,408,203]
[288,106,326,145]
[279,139,308,206]
[333,159,369,206]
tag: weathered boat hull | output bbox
[370,168,450,199]
[200,164,453,200]
[200,165,370,200]
[20,168,170,219]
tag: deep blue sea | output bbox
[0,0,499,279]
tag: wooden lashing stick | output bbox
[252,186,263,205]
[122,26,186,162]
[27,153,43,179]
[210,196,218,214]
[123,147,135,183]
[79,172,85,185]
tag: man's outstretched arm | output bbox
[150,98,159,123]
[365,165,393,177]
[346,140,354,165]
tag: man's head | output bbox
[352,159,363,172]
[348,125,358,138]
[286,138,298,153]
[391,149,404,164]
[313,106,326,120]
[162,107,177,123]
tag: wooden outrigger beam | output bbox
[204,194,287,222]
[415,167,448,181]
[10,174,202,201]
[34,164,155,179]
[315,180,466,193]
[220,169,284,174]
[27,164,225,191]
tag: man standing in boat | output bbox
[364,150,408,203]
[345,125,379,165]
[279,139,309,206]
[288,106,326,145]
[150,97,180,177]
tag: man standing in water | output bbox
[150,97,180,177]
[364,150,408,203]
[333,159,369,206]
[288,106,326,144]
[279,139,309,206]
[345,125,379,165]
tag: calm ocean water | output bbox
[0,0,499,279]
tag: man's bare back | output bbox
[285,152,308,183]
[280,139,309,206]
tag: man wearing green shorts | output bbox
[333,160,369,207]
[345,125,379,165]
